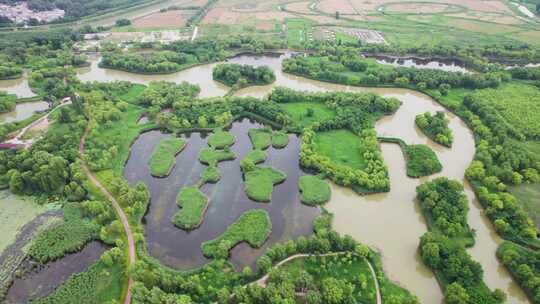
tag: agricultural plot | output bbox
[132,10,197,28]
[286,18,314,46]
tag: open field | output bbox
[132,10,196,28]
[510,183,540,230]
[313,130,368,170]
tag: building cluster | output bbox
[0,2,64,24]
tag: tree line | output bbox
[212,63,275,88]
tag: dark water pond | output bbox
[124,118,319,270]
[369,55,471,73]
[6,241,108,303]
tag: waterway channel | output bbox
[0,52,530,303]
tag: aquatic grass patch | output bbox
[198,148,236,166]
[271,131,289,148]
[240,149,268,172]
[207,130,235,149]
[172,186,209,230]
[201,165,221,184]
[405,144,442,178]
[148,137,186,177]
[244,167,287,202]
[28,204,98,264]
[201,209,272,258]
[248,128,272,150]
[298,175,331,206]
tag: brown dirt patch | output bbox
[286,1,314,14]
[133,10,190,28]
[256,21,275,30]
[319,0,358,14]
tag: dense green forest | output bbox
[0,91,16,113]
[415,111,454,147]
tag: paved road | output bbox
[79,126,136,304]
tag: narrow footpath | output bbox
[79,126,136,304]
[254,252,382,304]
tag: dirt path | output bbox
[191,26,198,41]
[253,252,382,304]
[79,126,135,304]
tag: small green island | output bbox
[212,63,276,88]
[207,129,235,149]
[298,175,331,206]
[244,166,287,202]
[172,186,209,230]
[405,144,443,178]
[201,209,272,258]
[148,137,187,177]
[415,111,454,147]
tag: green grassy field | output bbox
[286,18,313,47]
[149,137,187,177]
[201,209,272,258]
[248,128,272,150]
[271,131,289,148]
[208,130,235,149]
[172,186,209,230]
[281,102,337,129]
[510,182,540,230]
[313,130,368,170]
[244,167,287,202]
[198,148,236,166]
[298,175,331,206]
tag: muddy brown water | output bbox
[0,101,49,125]
[124,118,318,270]
[3,53,527,303]
[5,241,108,303]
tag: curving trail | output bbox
[253,252,382,304]
[79,125,136,304]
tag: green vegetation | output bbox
[0,91,16,113]
[201,209,271,258]
[0,64,22,80]
[100,51,198,74]
[281,102,337,129]
[201,165,220,184]
[286,18,313,48]
[248,128,272,150]
[417,178,474,245]
[467,82,540,139]
[509,182,540,230]
[497,241,540,303]
[298,175,331,206]
[244,166,287,202]
[198,148,235,166]
[172,186,209,230]
[240,149,267,172]
[212,63,275,88]
[148,137,186,177]
[207,129,235,149]
[35,254,125,304]
[415,111,454,147]
[271,131,288,148]
[405,144,442,178]
[28,204,98,264]
[279,253,377,304]
[313,130,368,170]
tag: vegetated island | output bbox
[244,166,287,202]
[405,144,443,178]
[213,63,276,89]
[148,137,186,177]
[415,111,454,147]
[172,186,209,230]
[201,209,272,259]
[298,175,331,206]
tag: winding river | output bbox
[0,52,530,303]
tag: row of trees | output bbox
[0,63,22,79]
[415,111,454,147]
[0,91,16,113]
[100,51,196,74]
[497,241,540,303]
[212,63,275,88]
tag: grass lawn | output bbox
[148,137,187,177]
[244,167,287,202]
[172,186,209,230]
[404,144,442,178]
[243,150,268,165]
[281,102,337,129]
[280,254,377,304]
[272,131,289,148]
[208,130,235,149]
[201,209,271,258]
[116,84,146,103]
[298,175,331,206]
[286,18,313,47]
[313,130,368,170]
[198,148,236,166]
[510,182,540,230]
[248,128,272,150]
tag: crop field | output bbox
[132,10,196,28]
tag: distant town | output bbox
[0,1,64,24]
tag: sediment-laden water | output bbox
[0,101,49,125]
